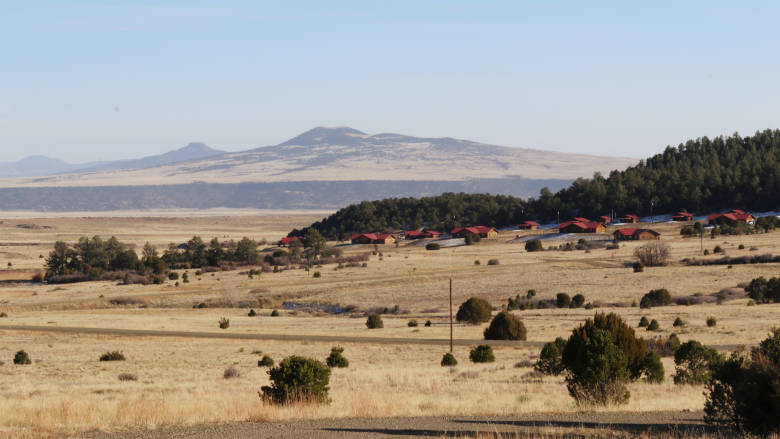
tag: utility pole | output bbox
[449,277,453,353]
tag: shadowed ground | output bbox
[84,411,716,438]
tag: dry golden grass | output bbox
[0,214,778,435]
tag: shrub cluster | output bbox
[218,317,230,329]
[99,351,126,362]
[640,288,672,308]
[525,240,544,252]
[744,276,780,303]
[483,311,526,341]
[13,350,31,365]
[325,346,349,368]
[469,345,495,363]
[260,356,331,404]
[366,314,383,329]
[535,337,567,375]
[258,355,274,367]
[556,313,661,406]
[440,352,458,367]
[673,340,723,385]
[705,328,780,435]
[455,297,492,325]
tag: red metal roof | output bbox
[620,214,640,219]
[280,236,299,245]
[573,217,590,223]
[451,226,495,235]
[521,221,540,226]
[614,228,637,236]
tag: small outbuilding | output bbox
[278,236,300,247]
[557,221,606,234]
[350,233,397,245]
[613,228,660,241]
[672,212,694,222]
[450,226,499,239]
[598,215,611,224]
[619,214,640,223]
[518,221,540,230]
[404,230,442,240]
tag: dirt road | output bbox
[0,324,545,347]
[83,411,713,438]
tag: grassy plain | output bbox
[0,213,778,436]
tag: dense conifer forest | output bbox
[292,130,780,239]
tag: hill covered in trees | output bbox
[292,129,780,238]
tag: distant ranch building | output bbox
[613,228,660,241]
[619,214,640,223]
[598,215,611,224]
[403,230,442,240]
[707,209,756,226]
[557,221,606,234]
[351,233,396,245]
[672,212,694,222]
[450,226,499,239]
[278,236,300,247]
[518,221,540,230]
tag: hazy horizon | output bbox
[2,1,779,162]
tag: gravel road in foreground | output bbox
[83,411,713,439]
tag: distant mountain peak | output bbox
[176,142,221,154]
[279,126,368,146]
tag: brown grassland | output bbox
[0,213,778,437]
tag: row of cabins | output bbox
[285,208,756,247]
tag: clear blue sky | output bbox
[1,1,779,162]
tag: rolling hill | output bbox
[0,127,638,211]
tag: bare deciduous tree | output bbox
[634,242,671,267]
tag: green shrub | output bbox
[526,289,536,298]
[13,350,31,365]
[218,317,230,329]
[325,346,349,368]
[469,345,495,363]
[182,272,189,283]
[312,271,321,278]
[99,351,126,361]
[425,242,440,251]
[667,333,681,352]
[647,319,660,331]
[424,320,432,327]
[455,297,492,325]
[556,293,571,308]
[407,319,418,327]
[571,294,585,308]
[537,300,548,309]
[487,259,499,266]
[706,317,717,327]
[260,356,331,404]
[525,240,544,252]
[639,296,652,309]
[638,316,650,327]
[642,352,665,383]
[440,352,457,367]
[633,262,644,272]
[641,289,673,307]
[270,309,280,317]
[705,328,780,435]
[248,309,257,317]
[535,337,567,375]
[258,355,274,367]
[168,272,179,280]
[744,276,780,303]
[474,259,480,265]
[673,317,684,327]
[483,311,526,341]
[584,302,594,310]
[366,314,383,329]
[673,340,723,385]
[561,313,649,406]
[564,329,630,405]
[738,244,745,250]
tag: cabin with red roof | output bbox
[278,236,300,247]
[450,226,499,239]
[351,233,396,245]
[672,212,694,222]
[619,214,640,223]
[598,215,611,224]
[572,217,591,223]
[404,230,442,240]
[557,221,606,234]
[613,228,660,241]
[518,221,540,230]
[707,210,756,226]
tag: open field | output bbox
[0,213,778,437]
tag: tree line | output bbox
[291,129,780,238]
